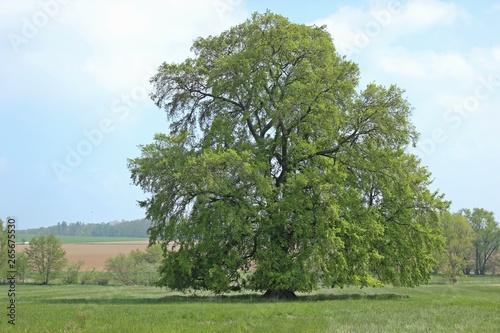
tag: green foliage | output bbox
[105,254,129,284]
[93,274,110,286]
[143,242,163,263]
[63,260,85,285]
[15,251,29,283]
[80,268,97,285]
[130,11,447,295]
[437,212,475,281]
[105,244,162,285]
[25,234,68,284]
[460,208,500,275]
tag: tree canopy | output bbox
[129,11,447,297]
[459,208,500,275]
[25,234,67,284]
[437,212,475,281]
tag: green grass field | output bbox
[16,234,148,244]
[1,275,499,332]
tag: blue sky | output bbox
[1,0,499,229]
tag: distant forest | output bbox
[18,219,150,238]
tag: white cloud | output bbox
[2,0,248,97]
[54,0,248,94]
[375,47,476,80]
[0,0,249,125]
[469,46,500,72]
[315,0,466,56]
[392,0,466,31]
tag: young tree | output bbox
[105,254,132,285]
[129,11,447,298]
[63,260,85,285]
[25,235,68,284]
[15,251,29,284]
[438,212,476,282]
[460,208,500,275]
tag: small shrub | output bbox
[80,268,96,285]
[105,245,161,286]
[63,260,85,285]
[94,276,110,286]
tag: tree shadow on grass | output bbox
[40,292,408,305]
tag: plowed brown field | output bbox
[17,241,149,271]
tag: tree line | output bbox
[436,208,500,281]
[17,219,150,238]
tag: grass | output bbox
[1,275,499,332]
[16,234,148,244]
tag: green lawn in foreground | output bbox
[16,234,148,244]
[1,275,499,332]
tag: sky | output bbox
[1,0,499,229]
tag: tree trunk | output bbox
[475,248,480,275]
[263,290,297,299]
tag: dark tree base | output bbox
[263,290,297,299]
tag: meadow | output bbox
[1,275,499,332]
